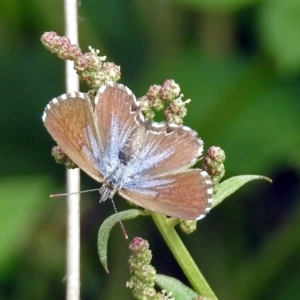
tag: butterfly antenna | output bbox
[110,198,128,239]
[50,188,100,198]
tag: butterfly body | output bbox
[43,82,213,220]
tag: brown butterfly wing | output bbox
[133,122,203,178]
[119,169,213,220]
[43,92,104,183]
[93,83,145,167]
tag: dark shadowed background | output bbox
[1,0,300,299]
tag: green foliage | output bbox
[98,209,147,272]
[0,176,51,274]
[259,0,300,73]
[155,274,198,299]
[213,175,271,207]
[1,0,300,299]
[171,0,261,12]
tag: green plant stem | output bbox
[151,212,218,299]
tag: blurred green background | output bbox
[1,0,300,299]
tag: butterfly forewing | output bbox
[43,93,104,183]
[126,123,203,179]
[120,169,213,219]
[94,83,144,168]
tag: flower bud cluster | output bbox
[126,237,174,300]
[202,146,226,192]
[51,146,77,169]
[41,32,120,89]
[139,79,190,125]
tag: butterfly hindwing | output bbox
[120,169,213,219]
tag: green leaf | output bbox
[155,274,198,300]
[97,209,146,272]
[213,175,272,208]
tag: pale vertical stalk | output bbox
[64,0,80,299]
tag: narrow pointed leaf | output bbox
[213,175,272,207]
[156,274,198,300]
[98,209,146,272]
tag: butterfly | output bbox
[42,82,213,219]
